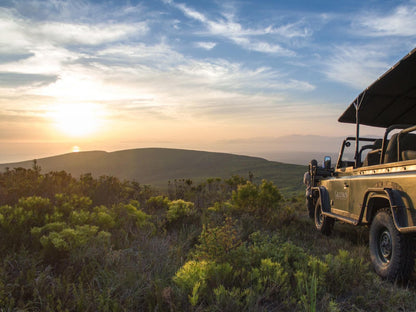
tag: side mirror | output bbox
[324,156,331,169]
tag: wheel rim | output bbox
[377,229,392,264]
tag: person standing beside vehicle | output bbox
[304,159,317,218]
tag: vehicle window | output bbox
[337,139,356,168]
[338,138,381,168]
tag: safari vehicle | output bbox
[309,48,416,281]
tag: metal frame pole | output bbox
[354,91,366,168]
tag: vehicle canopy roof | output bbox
[338,47,416,128]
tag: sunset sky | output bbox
[1,0,416,163]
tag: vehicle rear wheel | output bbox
[307,197,314,219]
[314,199,334,236]
[369,209,414,281]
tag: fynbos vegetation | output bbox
[0,165,415,311]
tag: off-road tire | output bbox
[369,208,415,281]
[307,197,314,219]
[314,199,334,236]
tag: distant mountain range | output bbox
[0,148,307,195]
[212,135,348,165]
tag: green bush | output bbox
[173,260,234,307]
[32,223,111,261]
[195,216,242,263]
[250,258,290,300]
[212,285,247,311]
[324,249,369,296]
[0,197,56,250]
[113,201,152,233]
[231,180,282,220]
[146,196,170,214]
[54,193,93,217]
[166,199,195,223]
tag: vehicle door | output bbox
[329,139,356,216]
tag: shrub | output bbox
[145,196,171,230]
[173,260,234,307]
[213,285,247,311]
[34,224,111,257]
[324,249,369,296]
[113,201,152,233]
[54,194,93,217]
[195,217,242,263]
[145,196,170,214]
[93,209,116,231]
[251,258,290,300]
[0,197,55,250]
[231,180,282,219]
[166,199,195,223]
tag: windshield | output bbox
[337,137,379,168]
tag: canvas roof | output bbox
[338,47,416,128]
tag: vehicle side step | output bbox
[322,211,359,225]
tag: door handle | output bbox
[343,183,349,189]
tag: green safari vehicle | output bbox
[309,48,416,281]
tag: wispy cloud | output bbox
[0,7,147,48]
[323,45,389,89]
[37,22,148,45]
[195,41,217,50]
[166,1,309,55]
[0,72,58,88]
[321,2,416,90]
[355,4,416,37]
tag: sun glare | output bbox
[72,145,80,152]
[49,103,101,137]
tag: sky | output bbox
[1,0,416,163]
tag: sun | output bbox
[49,103,101,137]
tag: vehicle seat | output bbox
[384,134,399,163]
[400,134,416,160]
[362,139,383,166]
[384,133,416,163]
[363,150,381,166]
[402,150,416,160]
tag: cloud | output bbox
[0,9,32,52]
[195,41,217,50]
[266,22,311,38]
[0,7,147,48]
[175,2,207,23]
[97,42,184,68]
[323,46,389,89]
[231,37,294,55]
[0,0,318,134]
[355,4,416,37]
[0,5,149,84]
[0,53,34,64]
[317,3,416,90]
[166,1,308,55]
[0,72,58,88]
[37,22,148,45]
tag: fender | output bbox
[364,188,413,233]
[311,186,331,213]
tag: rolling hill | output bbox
[0,148,307,195]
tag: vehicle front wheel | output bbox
[369,209,414,281]
[314,199,334,236]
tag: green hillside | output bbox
[0,148,307,195]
